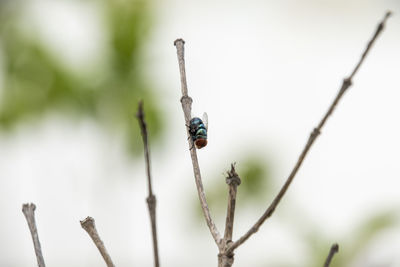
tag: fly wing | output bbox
[202,112,208,130]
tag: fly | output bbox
[188,112,208,149]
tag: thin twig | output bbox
[223,164,241,242]
[22,203,46,267]
[136,101,160,267]
[324,243,339,267]
[227,11,392,254]
[80,216,115,267]
[174,38,222,248]
[218,164,242,267]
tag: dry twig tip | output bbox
[224,164,241,241]
[221,164,241,265]
[22,203,46,267]
[324,243,339,267]
[80,216,115,267]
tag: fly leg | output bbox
[185,123,195,150]
[188,137,195,150]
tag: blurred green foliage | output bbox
[192,153,274,219]
[307,210,398,267]
[0,0,162,154]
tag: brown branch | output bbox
[174,38,222,248]
[223,164,241,242]
[136,101,160,267]
[22,203,46,267]
[80,217,115,267]
[324,243,339,267]
[227,11,392,254]
[218,164,242,267]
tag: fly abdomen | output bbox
[189,117,208,149]
[194,127,207,140]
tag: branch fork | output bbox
[174,11,391,266]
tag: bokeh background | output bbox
[0,0,399,266]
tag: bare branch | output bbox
[218,252,235,267]
[348,12,391,80]
[174,39,189,97]
[218,164,242,267]
[228,11,392,254]
[22,203,46,267]
[223,164,241,242]
[324,243,339,267]
[80,217,115,267]
[136,101,160,267]
[174,38,222,247]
